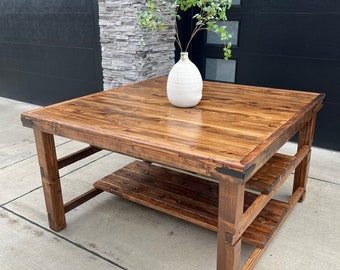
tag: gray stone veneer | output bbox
[98,0,175,90]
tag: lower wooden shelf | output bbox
[94,160,289,249]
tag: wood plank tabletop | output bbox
[21,77,325,179]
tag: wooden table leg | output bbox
[217,179,244,270]
[34,129,66,231]
[293,113,317,202]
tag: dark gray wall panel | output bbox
[0,69,99,105]
[0,0,91,12]
[314,102,340,150]
[0,43,98,81]
[238,14,340,60]
[236,55,340,103]
[0,0,102,105]
[0,13,95,47]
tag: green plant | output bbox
[137,0,232,60]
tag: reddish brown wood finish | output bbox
[33,130,66,231]
[94,160,289,248]
[64,188,103,213]
[21,77,325,270]
[21,77,324,179]
[57,146,101,169]
[293,113,317,202]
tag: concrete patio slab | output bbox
[255,178,340,270]
[280,142,340,185]
[0,208,121,270]
[0,97,69,169]
[4,153,219,270]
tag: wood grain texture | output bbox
[33,130,66,231]
[293,114,317,202]
[22,77,325,270]
[21,77,325,179]
[94,160,289,248]
[57,146,101,169]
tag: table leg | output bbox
[293,113,317,202]
[34,129,66,231]
[217,179,244,270]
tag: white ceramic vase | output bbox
[166,52,203,108]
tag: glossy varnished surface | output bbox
[21,77,324,177]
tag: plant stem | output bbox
[184,24,205,52]
[184,7,207,52]
[174,10,183,52]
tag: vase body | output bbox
[167,52,203,108]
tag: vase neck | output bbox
[180,52,189,60]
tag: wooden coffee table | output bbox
[21,77,324,270]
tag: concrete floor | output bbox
[0,96,339,270]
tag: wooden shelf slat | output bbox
[246,145,310,194]
[94,160,289,248]
[246,153,293,194]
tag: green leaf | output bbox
[137,0,233,60]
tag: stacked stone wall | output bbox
[98,0,175,89]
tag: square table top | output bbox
[21,77,325,179]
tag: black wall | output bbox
[0,0,103,105]
[191,1,340,150]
